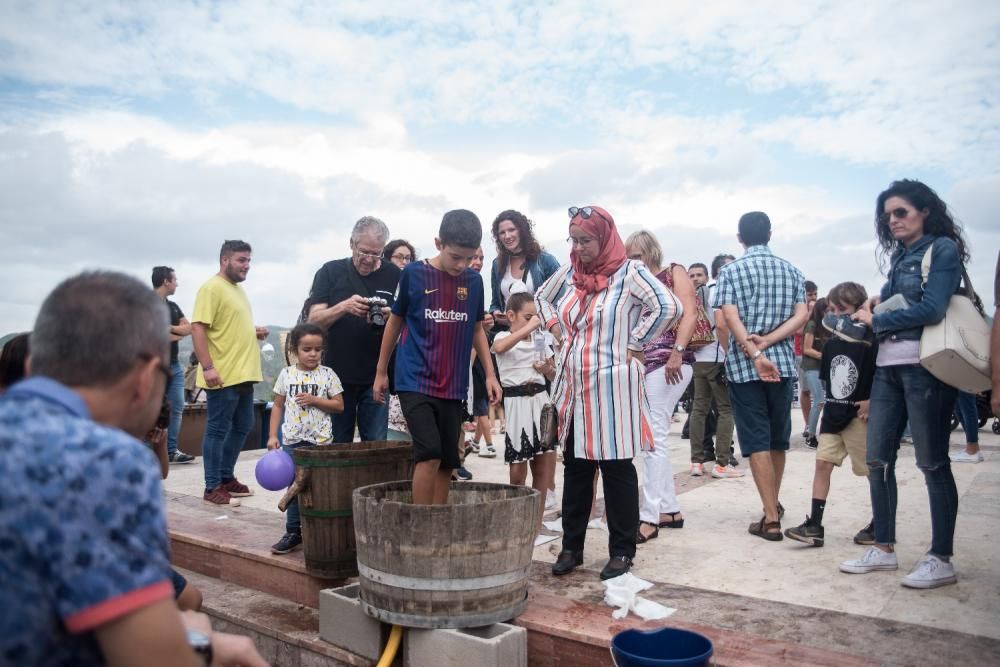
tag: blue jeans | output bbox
[166,361,186,456]
[331,383,388,443]
[202,386,254,490]
[802,369,825,437]
[866,364,958,557]
[954,391,979,445]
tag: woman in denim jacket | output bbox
[840,179,968,589]
[489,210,561,324]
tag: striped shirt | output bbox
[712,245,805,384]
[535,260,681,460]
[391,260,485,401]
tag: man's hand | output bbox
[255,326,269,341]
[855,399,871,422]
[294,393,320,408]
[486,376,503,405]
[753,354,780,382]
[852,309,873,326]
[203,367,223,388]
[340,295,371,319]
[372,371,389,404]
[747,333,772,352]
[664,352,684,384]
[482,313,495,331]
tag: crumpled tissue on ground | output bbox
[602,572,676,620]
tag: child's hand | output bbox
[855,400,870,422]
[295,392,319,407]
[267,436,280,450]
[532,359,554,377]
[486,376,503,405]
[372,371,389,404]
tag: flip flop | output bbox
[635,520,659,544]
[658,512,685,529]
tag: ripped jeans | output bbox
[866,363,958,557]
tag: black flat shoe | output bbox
[552,550,583,576]
[600,555,633,580]
[658,512,684,529]
[635,521,659,544]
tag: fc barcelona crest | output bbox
[457,287,468,300]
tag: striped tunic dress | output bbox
[535,260,682,460]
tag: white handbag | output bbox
[918,244,992,392]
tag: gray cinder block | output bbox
[319,584,385,661]
[404,623,527,667]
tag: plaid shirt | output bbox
[712,245,805,384]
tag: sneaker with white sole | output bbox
[690,462,704,476]
[544,492,558,511]
[711,463,745,479]
[901,553,957,589]
[478,444,497,458]
[466,440,480,455]
[840,546,898,574]
[950,450,984,463]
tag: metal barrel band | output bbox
[296,459,380,468]
[360,597,528,629]
[358,563,529,591]
[305,553,357,564]
[300,508,353,518]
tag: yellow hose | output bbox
[376,624,402,667]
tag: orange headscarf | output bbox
[570,205,627,294]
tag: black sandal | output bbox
[635,521,659,544]
[749,517,783,541]
[658,512,685,529]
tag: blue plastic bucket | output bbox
[611,627,714,667]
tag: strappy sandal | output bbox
[658,512,685,529]
[749,516,783,541]
[635,521,659,544]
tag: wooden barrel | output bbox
[291,442,414,579]
[352,481,539,629]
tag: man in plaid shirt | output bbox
[713,212,808,541]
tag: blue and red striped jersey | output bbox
[392,260,485,400]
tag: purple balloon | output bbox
[255,449,295,491]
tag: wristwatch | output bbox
[186,629,213,666]
[673,344,686,352]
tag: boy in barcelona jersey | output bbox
[373,209,502,505]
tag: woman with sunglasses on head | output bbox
[536,206,681,580]
[489,210,561,330]
[840,180,969,589]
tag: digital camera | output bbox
[365,296,388,326]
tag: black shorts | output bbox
[398,392,463,470]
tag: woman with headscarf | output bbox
[535,206,681,580]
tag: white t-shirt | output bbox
[492,331,554,387]
[876,339,920,367]
[694,283,726,363]
[273,365,344,444]
[499,263,535,308]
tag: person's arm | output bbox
[373,314,405,404]
[803,329,822,360]
[170,317,192,341]
[534,265,571,334]
[295,391,344,414]
[865,238,961,332]
[491,323,539,355]
[307,296,370,328]
[148,427,169,479]
[532,357,556,382]
[96,599,203,667]
[629,262,682,348]
[720,304,780,382]
[191,322,222,387]
[714,309,730,351]
[266,394,285,450]
[664,265,697,382]
[749,303,809,351]
[473,325,502,404]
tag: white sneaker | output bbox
[901,553,957,589]
[950,450,984,463]
[544,492,558,511]
[840,546,898,574]
[690,462,704,477]
[466,439,480,454]
[711,463,746,479]
[587,518,608,531]
[478,445,497,458]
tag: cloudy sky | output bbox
[2,1,998,334]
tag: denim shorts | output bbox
[472,397,489,417]
[728,378,794,457]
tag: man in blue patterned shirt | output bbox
[714,212,807,542]
[0,272,265,667]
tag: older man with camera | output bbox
[308,216,400,442]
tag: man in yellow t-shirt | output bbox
[192,240,268,505]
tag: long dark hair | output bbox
[875,179,969,273]
[808,298,829,344]
[0,332,30,391]
[492,209,542,273]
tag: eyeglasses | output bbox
[390,253,412,263]
[566,235,596,247]
[354,248,384,262]
[878,207,911,225]
[568,206,612,225]
[139,354,173,385]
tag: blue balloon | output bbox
[255,449,295,491]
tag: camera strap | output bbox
[342,258,374,299]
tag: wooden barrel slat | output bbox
[353,481,538,629]
[293,441,414,579]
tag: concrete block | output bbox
[404,622,527,667]
[319,584,385,661]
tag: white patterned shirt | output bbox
[273,365,344,444]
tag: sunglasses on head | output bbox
[878,207,911,225]
[568,206,612,225]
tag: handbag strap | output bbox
[920,241,983,314]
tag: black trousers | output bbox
[560,424,639,559]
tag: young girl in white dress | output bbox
[491,292,556,534]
